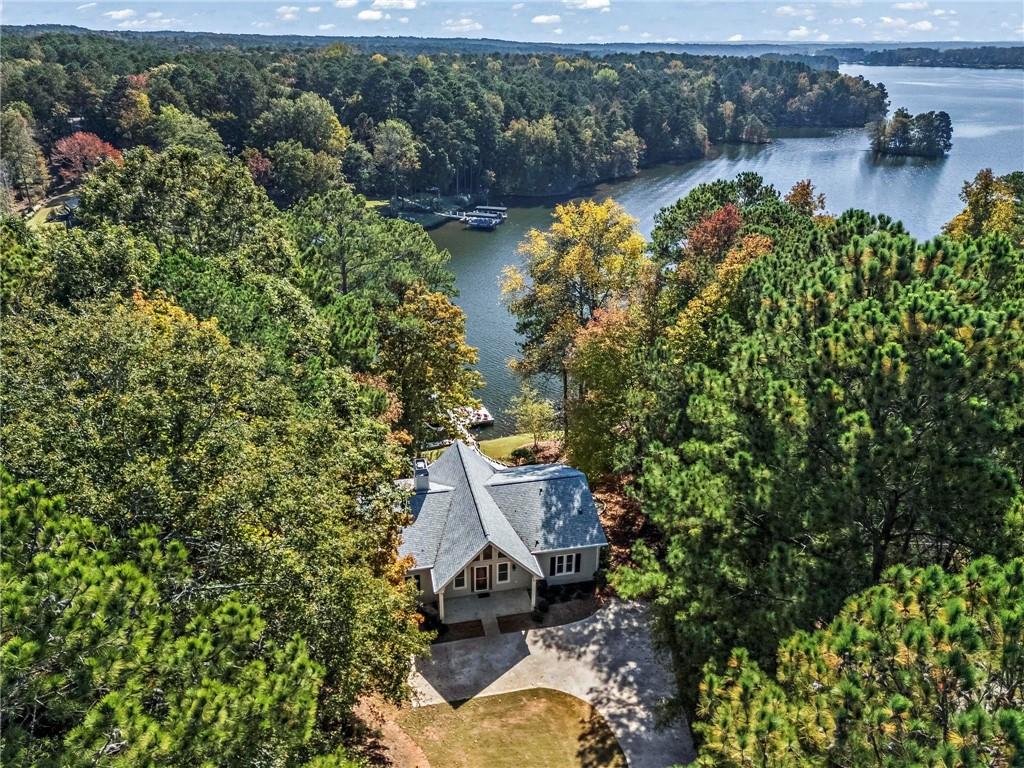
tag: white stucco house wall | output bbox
[398,441,607,623]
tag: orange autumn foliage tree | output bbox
[50,132,122,183]
[667,233,774,364]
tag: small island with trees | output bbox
[871,107,953,158]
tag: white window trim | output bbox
[552,554,578,576]
[496,562,510,583]
[453,570,467,590]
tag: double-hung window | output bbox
[496,562,510,583]
[453,571,466,590]
[549,553,581,576]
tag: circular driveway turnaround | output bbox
[410,600,695,768]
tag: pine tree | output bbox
[696,558,1024,766]
[1,471,335,767]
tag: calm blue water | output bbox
[430,65,1024,434]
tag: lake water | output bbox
[430,65,1024,435]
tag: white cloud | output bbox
[776,4,815,19]
[443,17,482,31]
[554,28,563,34]
[909,19,933,29]
[511,1,525,7]
[103,8,136,19]
[76,2,96,9]
[850,15,865,24]
[357,8,383,19]
[398,16,409,22]
[318,22,335,29]
[563,0,610,9]
[617,24,629,32]
[639,31,652,38]
[335,0,357,6]
[831,0,861,6]
[146,10,162,17]
[878,15,905,27]
[306,5,321,11]
[816,32,830,39]
[727,33,743,41]
[531,14,561,24]
[932,7,955,15]
[893,1,927,9]
[252,20,272,27]
[276,5,300,20]
[787,25,811,37]
[372,0,415,8]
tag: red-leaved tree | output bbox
[674,203,743,299]
[50,132,122,183]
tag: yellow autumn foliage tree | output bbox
[667,233,773,364]
[502,198,647,436]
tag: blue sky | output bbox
[6,0,1023,44]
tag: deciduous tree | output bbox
[151,104,225,154]
[1,295,428,728]
[373,119,420,199]
[251,92,349,156]
[378,283,483,452]
[509,383,557,449]
[0,106,48,203]
[49,131,122,183]
[502,198,647,438]
[944,167,1024,244]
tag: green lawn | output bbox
[396,688,625,768]
[28,192,78,229]
[477,433,535,461]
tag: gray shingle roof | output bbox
[398,441,606,590]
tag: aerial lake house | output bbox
[399,441,607,623]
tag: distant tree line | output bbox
[0,31,888,205]
[871,107,953,158]
[855,45,1024,69]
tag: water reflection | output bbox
[430,65,1024,434]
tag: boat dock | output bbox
[436,205,508,231]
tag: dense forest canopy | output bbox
[0,127,491,761]
[2,23,1022,766]
[1,30,888,202]
[502,168,1024,761]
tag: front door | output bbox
[473,564,489,592]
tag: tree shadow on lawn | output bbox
[528,601,696,765]
[576,695,628,768]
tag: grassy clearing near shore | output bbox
[396,688,625,768]
[477,433,535,461]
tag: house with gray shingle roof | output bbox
[399,441,607,623]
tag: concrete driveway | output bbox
[411,600,695,768]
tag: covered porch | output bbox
[440,585,535,625]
